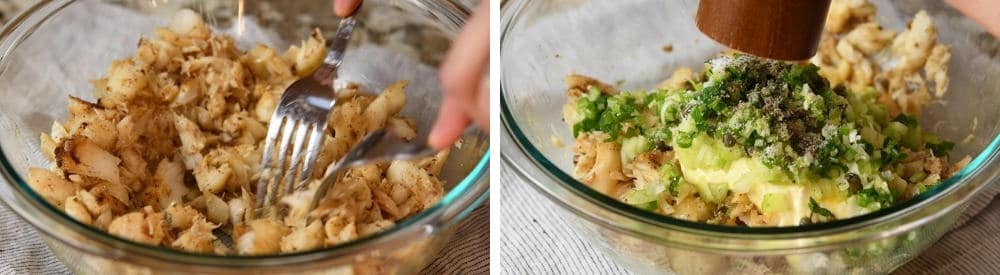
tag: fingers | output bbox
[429,95,472,150]
[332,0,362,17]
[438,3,489,107]
[946,0,1000,38]
[430,2,490,148]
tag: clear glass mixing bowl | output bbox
[0,0,489,274]
[501,0,1000,274]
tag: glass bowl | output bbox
[501,0,1000,274]
[0,0,489,274]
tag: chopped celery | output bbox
[624,188,658,205]
[620,136,652,163]
[885,122,909,140]
[761,193,789,214]
[659,162,684,197]
[857,188,893,209]
[860,126,884,149]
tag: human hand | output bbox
[332,0,490,150]
[428,2,490,149]
[946,0,1000,39]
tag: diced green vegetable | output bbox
[783,63,822,89]
[909,171,927,183]
[892,114,918,127]
[761,193,789,214]
[808,198,835,218]
[659,162,684,197]
[927,141,955,156]
[882,139,907,165]
[885,121,909,141]
[857,188,893,209]
[860,126,884,150]
[571,88,644,141]
[634,201,658,211]
[620,136,652,163]
[572,87,607,137]
[695,182,730,203]
[566,54,955,220]
[901,126,924,149]
[624,188,658,205]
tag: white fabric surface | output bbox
[498,165,1000,275]
[0,1,488,274]
[0,200,488,275]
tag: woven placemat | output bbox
[498,167,1000,274]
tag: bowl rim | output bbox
[0,0,490,267]
[498,0,1000,238]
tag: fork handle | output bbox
[313,13,358,87]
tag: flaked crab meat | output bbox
[168,9,211,39]
[201,192,230,226]
[118,148,148,191]
[242,45,296,85]
[27,9,448,256]
[386,117,418,142]
[323,214,359,246]
[284,30,328,77]
[823,0,876,34]
[173,113,207,169]
[55,136,122,187]
[101,60,150,109]
[418,148,451,177]
[163,203,202,230]
[572,132,625,196]
[706,194,774,226]
[236,219,289,255]
[842,22,895,56]
[107,206,166,246]
[280,187,317,228]
[358,220,396,236]
[364,80,409,133]
[281,220,326,253]
[138,158,186,210]
[622,152,666,193]
[925,44,951,97]
[27,168,78,208]
[657,66,696,90]
[64,195,93,225]
[814,1,951,117]
[889,11,937,74]
[387,160,445,208]
[172,217,218,253]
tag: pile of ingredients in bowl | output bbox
[562,1,971,227]
[26,10,449,254]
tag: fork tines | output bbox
[255,112,328,216]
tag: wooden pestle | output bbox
[696,0,832,61]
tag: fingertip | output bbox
[332,0,361,17]
[429,120,468,150]
[429,98,470,150]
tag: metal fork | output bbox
[303,127,477,212]
[254,14,357,215]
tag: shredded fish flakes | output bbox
[28,9,448,255]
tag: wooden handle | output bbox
[696,0,832,61]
